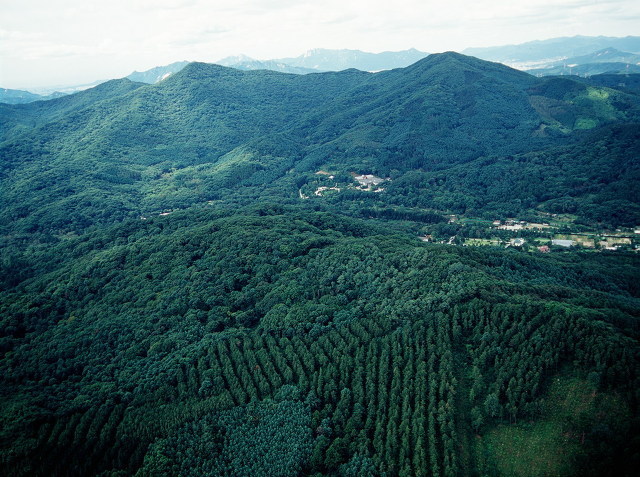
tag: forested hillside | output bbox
[2,53,639,242]
[1,53,639,476]
[1,207,639,476]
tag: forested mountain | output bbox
[0,78,146,142]
[126,61,191,84]
[580,72,640,94]
[0,88,67,105]
[0,88,46,105]
[2,52,639,240]
[1,52,639,476]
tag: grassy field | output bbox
[475,375,630,477]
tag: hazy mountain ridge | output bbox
[464,35,640,66]
[560,48,640,66]
[276,47,429,71]
[523,48,640,76]
[0,78,146,142]
[528,62,640,77]
[126,61,191,84]
[0,88,67,105]
[5,36,640,98]
[120,48,430,86]
[216,56,317,74]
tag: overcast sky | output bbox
[1,0,639,89]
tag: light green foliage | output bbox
[478,377,633,477]
[0,207,638,475]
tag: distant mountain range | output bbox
[0,88,67,105]
[216,56,317,74]
[528,62,640,77]
[115,38,640,86]
[3,36,640,103]
[562,47,640,66]
[464,35,640,68]
[274,48,429,72]
[525,48,640,76]
[0,49,430,104]
[122,49,431,86]
[219,48,430,73]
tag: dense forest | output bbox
[1,53,639,476]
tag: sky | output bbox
[1,0,639,90]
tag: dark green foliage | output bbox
[2,53,639,244]
[1,53,639,476]
[138,393,312,477]
[0,207,638,476]
[382,123,640,225]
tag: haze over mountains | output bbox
[463,35,640,66]
[3,36,640,104]
[1,37,640,477]
[525,48,640,76]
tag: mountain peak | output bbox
[177,61,242,77]
[409,51,504,69]
[399,51,536,88]
[217,54,256,66]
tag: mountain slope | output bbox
[0,79,146,142]
[0,88,44,104]
[126,61,190,84]
[580,73,640,95]
[1,53,639,241]
[296,52,544,171]
[1,205,638,476]
[383,123,640,225]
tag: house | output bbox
[551,239,575,247]
[538,245,550,253]
[498,223,523,231]
[354,174,386,187]
[525,223,551,230]
[510,238,526,247]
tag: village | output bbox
[420,216,640,253]
[297,170,640,254]
[298,171,389,199]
